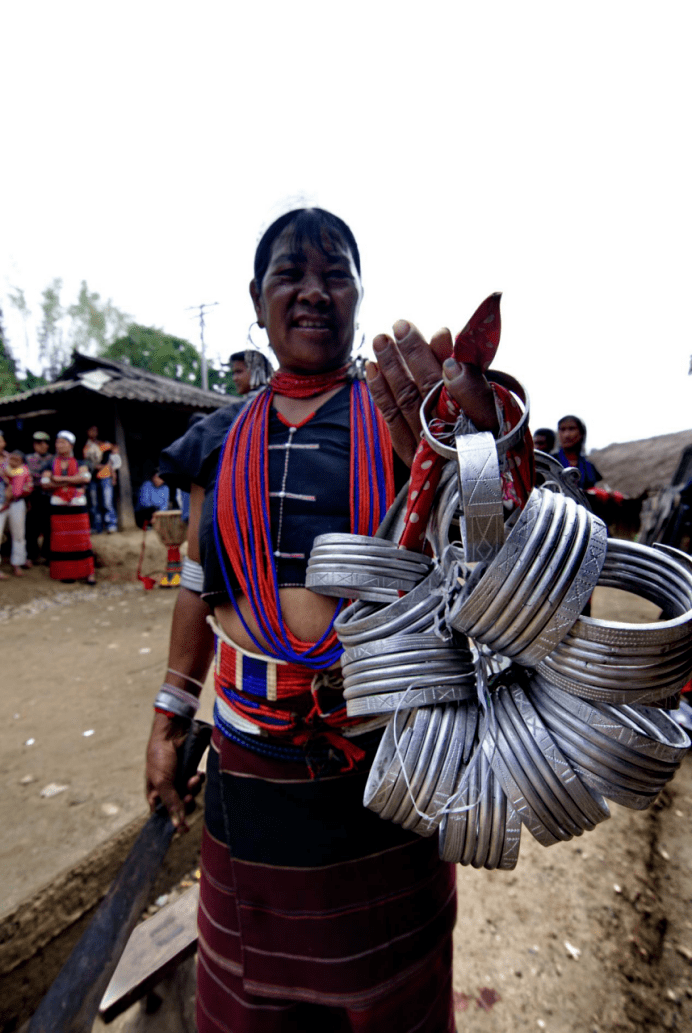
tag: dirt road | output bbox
[2,535,692,1032]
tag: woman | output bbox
[230,348,274,396]
[146,208,506,1033]
[41,431,96,584]
[556,414,602,489]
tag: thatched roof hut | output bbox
[589,429,692,497]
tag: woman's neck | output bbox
[272,385,344,424]
[561,446,581,465]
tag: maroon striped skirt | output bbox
[50,505,94,581]
[197,726,457,1033]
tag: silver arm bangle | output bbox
[154,683,200,720]
[180,556,205,593]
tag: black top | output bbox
[160,387,407,603]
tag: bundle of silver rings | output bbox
[307,373,692,870]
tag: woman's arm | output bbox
[145,483,214,830]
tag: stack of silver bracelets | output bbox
[306,374,692,870]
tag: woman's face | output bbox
[250,226,362,374]
[231,360,252,396]
[558,419,583,451]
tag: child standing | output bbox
[0,449,32,576]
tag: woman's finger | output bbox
[442,359,499,433]
[366,358,419,466]
[389,320,444,400]
[429,327,454,365]
[371,331,426,441]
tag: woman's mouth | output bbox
[294,318,331,330]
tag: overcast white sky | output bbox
[2,1,690,451]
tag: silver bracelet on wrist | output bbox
[166,668,204,690]
[154,683,200,720]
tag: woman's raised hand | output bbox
[366,320,498,467]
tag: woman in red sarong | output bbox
[145,208,512,1033]
[41,431,96,584]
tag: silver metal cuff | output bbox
[180,556,205,593]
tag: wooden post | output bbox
[113,403,136,530]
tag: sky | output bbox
[1,1,690,451]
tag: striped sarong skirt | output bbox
[50,505,94,581]
[197,727,457,1033]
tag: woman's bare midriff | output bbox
[213,588,343,717]
[214,587,341,654]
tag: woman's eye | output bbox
[326,270,352,281]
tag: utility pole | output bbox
[187,302,219,391]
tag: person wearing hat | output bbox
[26,431,53,564]
[41,431,96,584]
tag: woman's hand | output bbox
[145,713,204,833]
[366,320,498,466]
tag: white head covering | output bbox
[56,430,76,445]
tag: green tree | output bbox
[67,280,130,357]
[0,307,20,397]
[21,369,49,390]
[104,324,232,393]
[104,324,205,384]
[38,278,67,380]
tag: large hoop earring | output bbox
[247,321,267,350]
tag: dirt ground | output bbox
[2,531,692,1033]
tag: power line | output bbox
[186,302,219,391]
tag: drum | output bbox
[151,509,186,587]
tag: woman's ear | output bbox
[249,279,264,327]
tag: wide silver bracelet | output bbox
[154,683,200,720]
[180,556,205,593]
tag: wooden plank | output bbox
[113,402,136,530]
[99,884,199,1022]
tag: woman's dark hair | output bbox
[558,414,587,451]
[253,208,361,291]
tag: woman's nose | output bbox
[298,274,329,305]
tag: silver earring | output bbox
[247,321,267,349]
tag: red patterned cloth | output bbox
[49,506,94,580]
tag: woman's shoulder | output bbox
[160,400,245,489]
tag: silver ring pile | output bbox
[306,533,433,602]
[306,373,692,871]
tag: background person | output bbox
[556,414,602,489]
[0,449,32,576]
[42,431,96,584]
[136,471,170,528]
[533,426,556,453]
[25,431,53,563]
[83,425,119,533]
[230,348,273,396]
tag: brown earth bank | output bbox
[1,533,691,1033]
